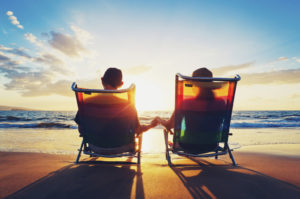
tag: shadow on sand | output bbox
[6,157,144,199]
[170,157,300,199]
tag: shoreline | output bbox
[1,127,300,155]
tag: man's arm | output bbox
[136,117,159,135]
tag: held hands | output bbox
[150,117,169,129]
[150,117,160,128]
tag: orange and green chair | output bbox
[72,83,142,164]
[164,74,241,166]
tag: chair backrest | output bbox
[72,83,137,148]
[174,74,240,149]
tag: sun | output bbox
[123,79,169,113]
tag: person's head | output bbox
[101,68,123,89]
[192,67,213,78]
[192,67,214,99]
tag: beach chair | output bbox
[164,73,240,166]
[72,83,142,164]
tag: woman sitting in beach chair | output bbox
[157,68,240,166]
[72,68,158,164]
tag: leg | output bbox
[137,151,141,164]
[75,139,84,164]
[137,134,143,164]
[164,129,172,166]
[227,143,237,166]
[215,144,219,159]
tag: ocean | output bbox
[1,110,300,129]
[1,110,300,155]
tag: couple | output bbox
[75,67,215,135]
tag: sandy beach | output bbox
[1,134,300,199]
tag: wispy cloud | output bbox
[2,69,72,97]
[241,69,300,85]
[24,33,44,47]
[292,57,300,63]
[48,31,86,57]
[0,24,92,97]
[0,43,72,97]
[34,53,69,73]
[0,56,72,97]
[212,62,253,75]
[0,45,31,58]
[6,11,24,29]
[0,52,10,62]
[278,56,289,61]
[210,60,300,85]
[71,25,93,45]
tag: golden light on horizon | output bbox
[134,80,169,112]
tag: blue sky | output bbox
[1,0,300,110]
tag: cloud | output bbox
[0,45,12,51]
[125,65,152,75]
[240,69,300,85]
[48,31,86,57]
[6,11,13,16]
[6,11,24,30]
[212,62,253,75]
[0,25,92,97]
[292,57,300,63]
[34,54,69,73]
[0,45,31,58]
[0,60,72,97]
[0,53,10,62]
[207,61,300,85]
[291,94,300,99]
[71,25,92,44]
[0,44,71,97]
[278,57,289,61]
[24,33,44,47]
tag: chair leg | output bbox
[137,151,141,164]
[164,130,172,166]
[215,144,219,159]
[137,134,143,164]
[166,150,172,166]
[75,140,84,164]
[227,144,237,166]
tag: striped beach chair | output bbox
[72,83,142,164]
[164,74,240,166]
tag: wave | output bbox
[0,122,77,129]
[231,122,300,128]
[1,110,300,129]
[0,115,32,121]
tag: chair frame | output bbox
[164,74,241,166]
[72,82,142,164]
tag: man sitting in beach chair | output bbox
[72,68,158,164]
[157,68,240,166]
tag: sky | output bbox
[1,0,300,111]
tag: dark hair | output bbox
[192,67,213,78]
[102,68,123,88]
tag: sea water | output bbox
[0,110,300,155]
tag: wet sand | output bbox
[1,149,300,199]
